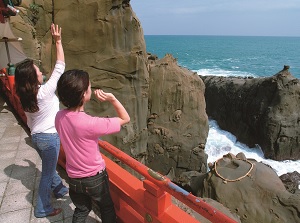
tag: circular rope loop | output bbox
[214,158,254,182]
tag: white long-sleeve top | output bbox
[25,60,65,135]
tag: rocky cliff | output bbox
[201,66,300,161]
[9,0,208,176]
[147,54,208,175]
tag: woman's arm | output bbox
[94,89,130,126]
[51,23,64,63]
[39,24,64,97]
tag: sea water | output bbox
[145,35,300,179]
[145,35,300,78]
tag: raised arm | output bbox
[51,23,64,63]
[40,24,65,96]
[94,89,130,126]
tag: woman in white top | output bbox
[14,24,68,218]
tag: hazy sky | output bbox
[130,0,300,36]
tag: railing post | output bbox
[143,180,172,220]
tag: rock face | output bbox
[201,67,300,161]
[193,153,300,223]
[147,54,208,175]
[280,171,300,194]
[9,0,208,175]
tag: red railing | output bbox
[0,69,27,123]
[98,140,238,223]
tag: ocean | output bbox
[145,35,300,78]
[144,35,300,178]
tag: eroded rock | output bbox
[147,54,208,175]
[201,67,300,160]
[193,153,300,223]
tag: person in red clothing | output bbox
[55,69,130,223]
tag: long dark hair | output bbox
[57,69,90,109]
[15,59,40,113]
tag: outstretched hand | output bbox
[51,23,62,43]
[94,89,116,102]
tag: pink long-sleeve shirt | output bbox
[55,109,120,178]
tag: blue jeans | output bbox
[31,133,68,217]
[68,169,116,223]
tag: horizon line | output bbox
[143,34,300,38]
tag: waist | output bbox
[32,132,58,136]
[69,168,106,180]
[30,127,57,135]
[95,168,106,176]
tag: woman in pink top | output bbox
[55,69,130,223]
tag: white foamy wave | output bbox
[205,119,300,176]
[194,68,257,78]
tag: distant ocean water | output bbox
[145,35,300,179]
[145,35,300,78]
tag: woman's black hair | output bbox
[15,59,40,113]
[57,69,90,109]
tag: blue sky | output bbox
[130,0,300,36]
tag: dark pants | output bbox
[68,169,116,223]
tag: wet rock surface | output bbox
[280,171,300,193]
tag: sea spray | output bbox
[206,119,300,177]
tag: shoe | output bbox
[47,208,62,217]
[54,186,69,199]
[54,190,68,199]
[53,183,69,199]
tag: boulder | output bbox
[280,171,300,193]
[194,153,300,223]
[201,66,300,160]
